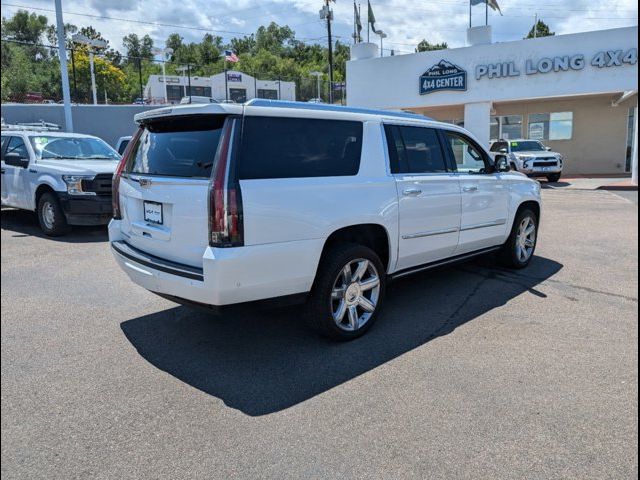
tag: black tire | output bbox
[510,162,518,172]
[37,192,70,236]
[498,208,538,269]
[546,173,561,183]
[307,243,386,341]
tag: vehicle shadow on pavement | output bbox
[121,255,562,416]
[0,208,108,243]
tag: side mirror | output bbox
[493,154,510,173]
[499,148,508,154]
[545,146,552,151]
[4,152,29,168]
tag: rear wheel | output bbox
[498,208,538,269]
[307,243,386,341]
[547,173,561,183]
[37,192,70,236]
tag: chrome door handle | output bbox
[462,186,478,193]
[403,188,422,196]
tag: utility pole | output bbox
[319,0,335,104]
[533,13,538,38]
[54,0,73,131]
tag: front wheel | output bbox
[498,209,538,269]
[307,243,386,340]
[37,192,70,236]
[547,173,561,183]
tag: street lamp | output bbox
[377,31,387,57]
[71,34,107,105]
[152,47,173,104]
[310,71,323,102]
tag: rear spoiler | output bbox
[134,103,243,124]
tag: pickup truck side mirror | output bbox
[493,154,510,173]
[499,148,508,154]
[545,146,552,151]
[4,152,29,168]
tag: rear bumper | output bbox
[108,220,323,306]
[58,193,112,225]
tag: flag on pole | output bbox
[470,0,502,15]
[354,2,363,42]
[223,50,239,63]
[367,1,383,35]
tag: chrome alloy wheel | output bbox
[42,201,56,230]
[330,258,381,332]
[515,215,537,263]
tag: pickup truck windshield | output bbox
[29,136,120,160]
[510,141,545,152]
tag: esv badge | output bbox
[420,60,467,95]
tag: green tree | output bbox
[526,20,555,39]
[1,10,49,58]
[123,33,154,62]
[255,22,295,55]
[415,39,448,52]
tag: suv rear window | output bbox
[238,116,363,180]
[126,115,225,178]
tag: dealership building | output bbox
[347,26,638,175]
[144,70,296,104]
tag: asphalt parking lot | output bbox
[1,188,638,479]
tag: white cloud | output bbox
[2,0,637,53]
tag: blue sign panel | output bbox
[419,60,467,95]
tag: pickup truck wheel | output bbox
[547,173,561,183]
[308,243,386,341]
[37,192,70,236]
[498,209,538,269]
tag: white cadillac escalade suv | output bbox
[109,100,542,340]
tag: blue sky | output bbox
[1,0,638,54]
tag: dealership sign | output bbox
[227,73,243,82]
[420,60,467,95]
[475,48,637,80]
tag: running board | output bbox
[390,246,501,280]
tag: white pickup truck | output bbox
[109,100,542,340]
[1,125,121,235]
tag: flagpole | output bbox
[353,1,356,44]
[485,0,488,26]
[469,0,472,28]
[224,60,229,102]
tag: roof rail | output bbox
[244,99,432,121]
[0,118,61,132]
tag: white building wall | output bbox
[347,27,638,110]
[144,72,296,104]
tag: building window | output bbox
[257,89,278,100]
[166,85,185,102]
[626,108,636,172]
[229,88,247,103]
[490,115,523,140]
[528,112,573,140]
[186,86,212,98]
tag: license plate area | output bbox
[143,201,163,225]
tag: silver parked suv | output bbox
[490,139,563,182]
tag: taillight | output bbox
[208,117,243,247]
[112,128,142,220]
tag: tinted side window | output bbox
[238,117,362,179]
[384,125,447,174]
[5,137,29,160]
[445,132,489,174]
[117,139,130,155]
[490,141,508,152]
